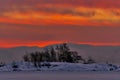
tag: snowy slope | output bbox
[0,62,119,72]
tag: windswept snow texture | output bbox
[0,62,119,72]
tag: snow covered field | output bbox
[0,62,119,72]
[0,62,120,80]
[0,71,120,80]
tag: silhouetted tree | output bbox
[44,49,50,62]
[37,52,42,68]
[23,54,29,62]
[50,47,56,62]
[22,43,85,66]
[56,43,81,63]
[30,52,38,67]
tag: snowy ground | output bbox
[0,62,119,72]
[0,62,120,80]
[0,71,120,80]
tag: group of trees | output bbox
[23,43,96,67]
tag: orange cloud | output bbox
[0,0,120,48]
[0,40,63,48]
[1,6,120,27]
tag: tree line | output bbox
[23,43,95,67]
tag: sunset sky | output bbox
[0,0,120,48]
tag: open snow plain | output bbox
[0,71,120,80]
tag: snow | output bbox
[1,71,120,80]
[0,62,119,72]
[1,62,120,80]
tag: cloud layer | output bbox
[0,0,120,47]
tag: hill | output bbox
[0,43,120,64]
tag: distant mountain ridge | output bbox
[0,43,120,64]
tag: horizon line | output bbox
[1,42,120,48]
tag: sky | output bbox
[0,0,120,48]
